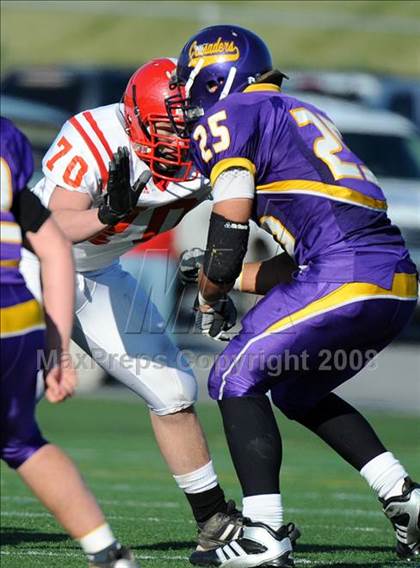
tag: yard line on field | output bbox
[0,511,382,531]
[99,498,180,508]
[1,495,382,516]
[312,524,381,532]
[0,550,314,564]
[1,511,51,518]
[292,491,372,502]
[331,492,372,502]
[65,448,143,461]
[0,551,78,558]
[0,511,191,524]
[89,482,178,494]
[0,550,188,560]
[287,507,382,517]
[1,495,180,508]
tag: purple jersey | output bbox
[190,85,416,288]
[0,117,34,286]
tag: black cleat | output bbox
[381,477,420,560]
[88,544,139,567]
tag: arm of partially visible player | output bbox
[180,248,296,294]
[15,189,76,402]
[236,252,297,295]
[48,186,107,243]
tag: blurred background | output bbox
[1,0,419,409]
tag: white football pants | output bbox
[20,252,197,415]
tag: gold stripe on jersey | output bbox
[243,84,282,93]
[266,273,418,335]
[0,298,45,338]
[0,259,19,267]
[257,179,387,211]
[210,158,256,186]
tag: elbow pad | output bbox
[11,187,51,235]
[203,212,249,285]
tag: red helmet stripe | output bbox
[69,116,108,184]
[83,111,114,161]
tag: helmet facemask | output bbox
[129,111,193,182]
[165,73,204,139]
[124,62,195,184]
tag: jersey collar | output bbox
[243,83,282,93]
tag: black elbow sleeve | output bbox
[11,187,50,235]
[203,212,249,284]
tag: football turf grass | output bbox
[1,395,419,567]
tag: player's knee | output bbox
[271,393,312,420]
[150,369,198,416]
[208,368,259,401]
[1,436,48,469]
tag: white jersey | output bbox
[32,103,210,271]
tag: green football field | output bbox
[1,395,419,568]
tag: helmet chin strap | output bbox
[185,58,205,97]
[219,67,237,100]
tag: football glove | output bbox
[97,146,151,225]
[194,293,237,341]
[179,247,205,285]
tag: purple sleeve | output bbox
[0,117,34,195]
[190,97,260,184]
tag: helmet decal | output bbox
[188,36,241,69]
[165,25,286,136]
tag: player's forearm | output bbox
[199,271,234,304]
[51,208,107,243]
[198,253,297,300]
[40,236,75,358]
[238,253,297,295]
[27,218,75,359]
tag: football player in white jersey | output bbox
[20,59,243,552]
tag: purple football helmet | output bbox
[166,25,285,136]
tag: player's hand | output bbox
[194,293,237,341]
[45,352,77,403]
[179,248,205,285]
[98,147,151,225]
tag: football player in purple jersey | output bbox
[0,117,138,567]
[168,25,420,567]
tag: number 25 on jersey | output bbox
[193,110,231,163]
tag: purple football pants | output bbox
[209,272,417,419]
[1,289,48,469]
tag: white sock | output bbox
[78,523,116,554]
[243,494,283,531]
[173,461,218,494]
[360,451,408,500]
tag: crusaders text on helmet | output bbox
[123,58,193,183]
[166,25,287,137]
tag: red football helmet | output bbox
[123,58,193,184]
